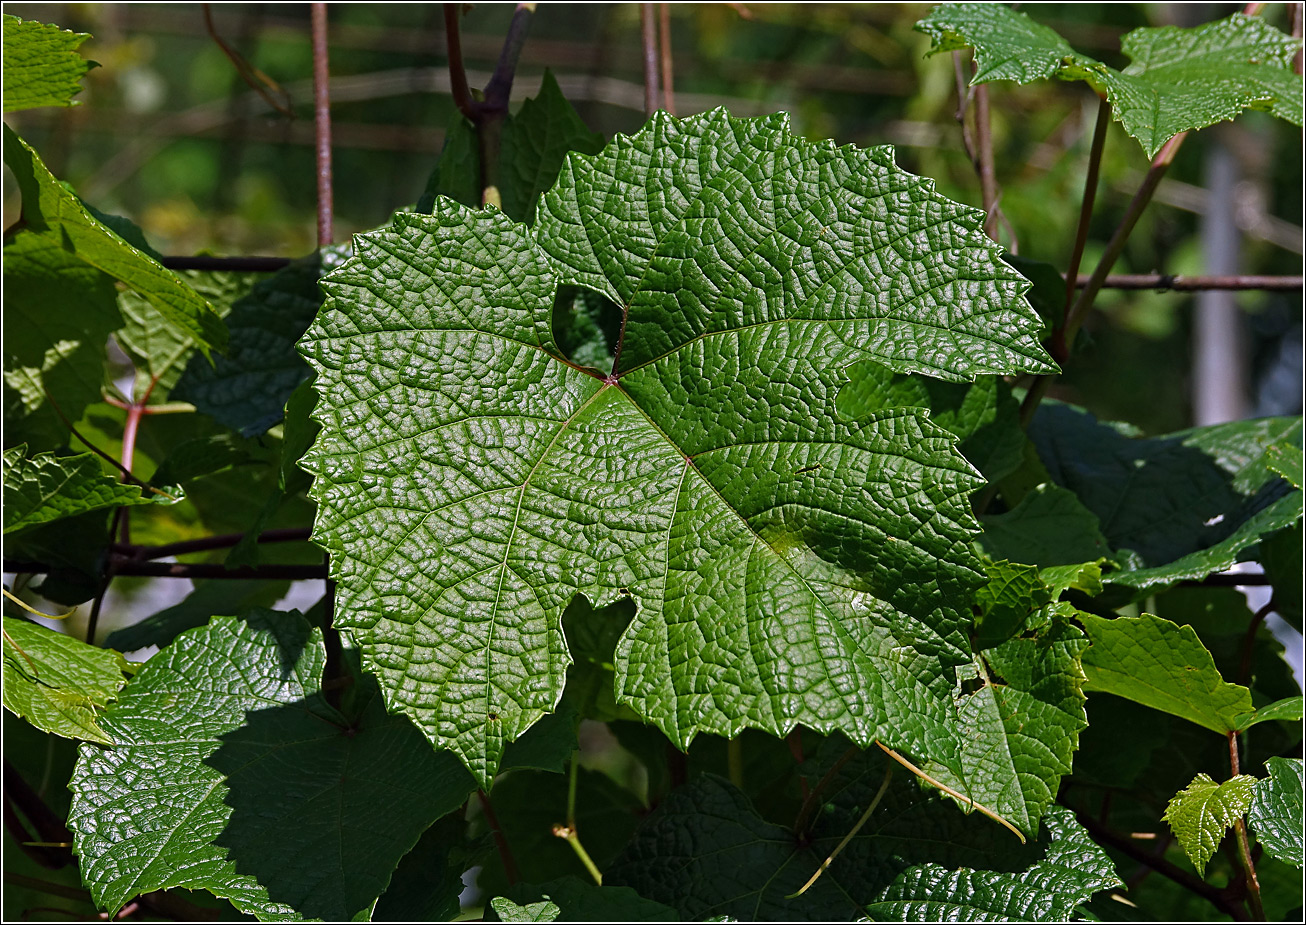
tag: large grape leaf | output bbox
[606,764,1118,921]
[916,5,1304,158]
[67,610,476,920]
[3,230,122,452]
[1162,773,1257,877]
[2,14,96,113]
[2,615,131,745]
[1029,405,1303,589]
[300,108,1055,789]
[1080,612,1252,734]
[1247,757,1304,869]
[3,124,226,356]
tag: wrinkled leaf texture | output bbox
[300,108,1054,790]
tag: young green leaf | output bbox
[68,610,477,920]
[1233,696,1304,732]
[2,615,130,744]
[1247,757,1304,869]
[916,4,1305,158]
[3,445,167,535]
[3,125,227,356]
[2,14,96,113]
[1080,612,1252,734]
[1162,773,1257,877]
[3,230,122,452]
[300,108,1055,788]
[490,896,562,923]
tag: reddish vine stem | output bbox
[972,83,1000,242]
[1228,731,1266,919]
[1293,2,1303,75]
[477,789,520,884]
[1053,96,1112,364]
[792,745,858,836]
[443,4,474,119]
[311,3,333,247]
[640,3,660,116]
[1021,131,1188,427]
[658,3,675,115]
[202,3,293,116]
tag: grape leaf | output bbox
[1080,612,1252,734]
[3,445,167,535]
[606,768,1118,921]
[973,559,1050,650]
[491,897,561,923]
[2,615,130,745]
[3,124,226,356]
[1029,404,1303,589]
[300,108,1055,789]
[1162,773,1257,877]
[371,814,467,923]
[1247,757,1304,869]
[2,14,96,113]
[979,483,1114,568]
[916,5,1304,158]
[1233,696,1304,732]
[3,230,122,452]
[68,610,476,920]
[172,247,349,437]
[1267,441,1303,489]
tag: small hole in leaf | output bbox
[552,284,622,371]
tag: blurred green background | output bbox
[4,2,1302,434]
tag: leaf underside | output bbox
[300,108,1055,789]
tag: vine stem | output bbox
[1228,731,1265,920]
[1237,600,1275,685]
[1052,95,1112,365]
[1021,130,1188,427]
[640,3,660,116]
[792,745,858,836]
[554,753,603,885]
[311,3,333,247]
[787,763,893,898]
[478,789,520,885]
[658,3,675,114]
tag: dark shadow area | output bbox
[552,284,622,373]
[208,648,475,920]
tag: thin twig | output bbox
[1073,273,1303,291]
[1237,600,1275,686]
[40,390,176,501]
[973,83,999,242]
[202,4,293,117]
[1228,731,1265,919]
[311,3,333,248]
[1292,3,1303,75]
[1021,131,1188,427]
[640,4,660,116]
[1074,811,1248,920]
[160,255,290,272]
[1054,96,1112,363]
[658,3,675,115]
[112,527,313,561]
[478,789,520,884]
[4,559,327,581]
[788,763,893,898]
[443,4,475,119]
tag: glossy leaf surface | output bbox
[300,109,1054,787]
[1163,773,1257,877]
[1247,757,1304,869]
